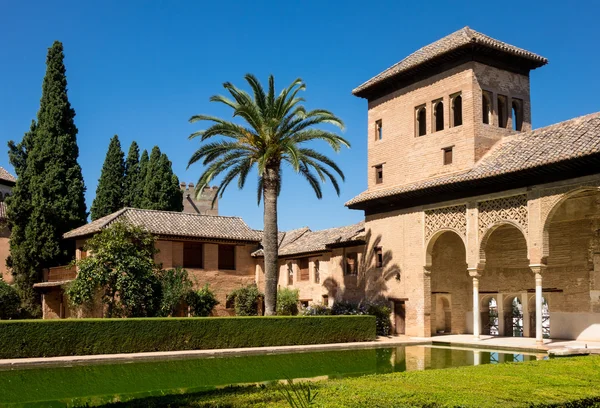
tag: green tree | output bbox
[141,147,183,211]
[276,287,299,316]
[134,149,149,208]
[226,284,263,316]
[7,41,87,316]
[123,141,140,207]
[0,279,21,319]
[156,267,193,317]
[66,222,160,318]
[91,135,125,220]
[188,75,349,315]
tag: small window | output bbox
[375,119,382,140]
[183,242,203,268]
[451,94,462,127]
[375,165,383,184]
[375,246,383,268]
[314,260,320,284]
[416,106,427,136]
[218,244,235,270]
[512,98,523,131]
[433,100,444,132]
[322,295,329,306]
[300,300,309,308]
[498,95,508,128]
[287,262,294,285]
[443,147,453,165]
[345,252,358,276]
[482,91,492,124]
[299,258,309,281]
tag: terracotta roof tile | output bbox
[63,208,260,242]
[0,167,16,184]
[346,112,600,207]
[353,26,547,97]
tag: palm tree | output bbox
[187,74,350,315]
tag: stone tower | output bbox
[352,27,547,194]
[180,182,218,215]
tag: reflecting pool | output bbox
[0,345,546,407]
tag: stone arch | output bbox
[479,221,529,264]
[425,228,466,268]
[542,186,600,259]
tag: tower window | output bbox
[451,93,462,127]
[287,262,294,285]
[482,91,492,124]
[433,100,444,132]
[416,106,426,136]
[375,165,383,184]
[375,119,382,140]
[498,95,508,128]
[512,98,523,131]
[443,147,453,165]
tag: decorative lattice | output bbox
[478,195,528,236]
[425,205,467,241]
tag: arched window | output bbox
[512,99,523,131]
[434,101,444,132]
[451,94,462,127]
[498,95,508,128]
[287,262,294,286]
[482,92,492,124]
[416,106,426,136]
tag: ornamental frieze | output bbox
[478,195,528,236]
[424,205,467,242]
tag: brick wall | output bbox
[0,226,11,283]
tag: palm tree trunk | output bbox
[263,164,280,316]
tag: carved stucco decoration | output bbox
[425,205,467,242]
[478,194,528,236]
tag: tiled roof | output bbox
[63,208,261,242]
[346,112,600,208]
[353,26,547,97]
[0,202,6,221]
[253,222,365,257]
[0,167,16,184]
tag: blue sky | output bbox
[1,1,599,231]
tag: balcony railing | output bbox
[47,265,77,282]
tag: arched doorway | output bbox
[482,296,499,336]
[428,231,468,335]
[504,296,524,337]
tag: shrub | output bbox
[0,279,20,319]
[0,316,376,358]
[157,267,193,317]
[331,301,392,336]
[186,284,219,317]
[227,284,263,316]
[301,304,332,316]
[276,288,299,316]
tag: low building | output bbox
[35,208,260,318]
[0,167,16,283]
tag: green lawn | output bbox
[108,355,600,408]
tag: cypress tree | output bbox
[90,135,125,220]
[7,41,87,315]
[123,141,140,207]
[134,149,149,208]
[141,147,183,211]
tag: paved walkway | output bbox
[426,334,600,353]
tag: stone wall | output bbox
[0,226,11,283]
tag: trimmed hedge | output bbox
[0,315,375,359]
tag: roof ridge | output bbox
[122,207,243,220]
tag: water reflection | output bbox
[0,346,546,407]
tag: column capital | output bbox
[529,263,547,276]
[467,267,481,278]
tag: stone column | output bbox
[530,264,546,344]
[468,267,482,340]
[423,265,432,337]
